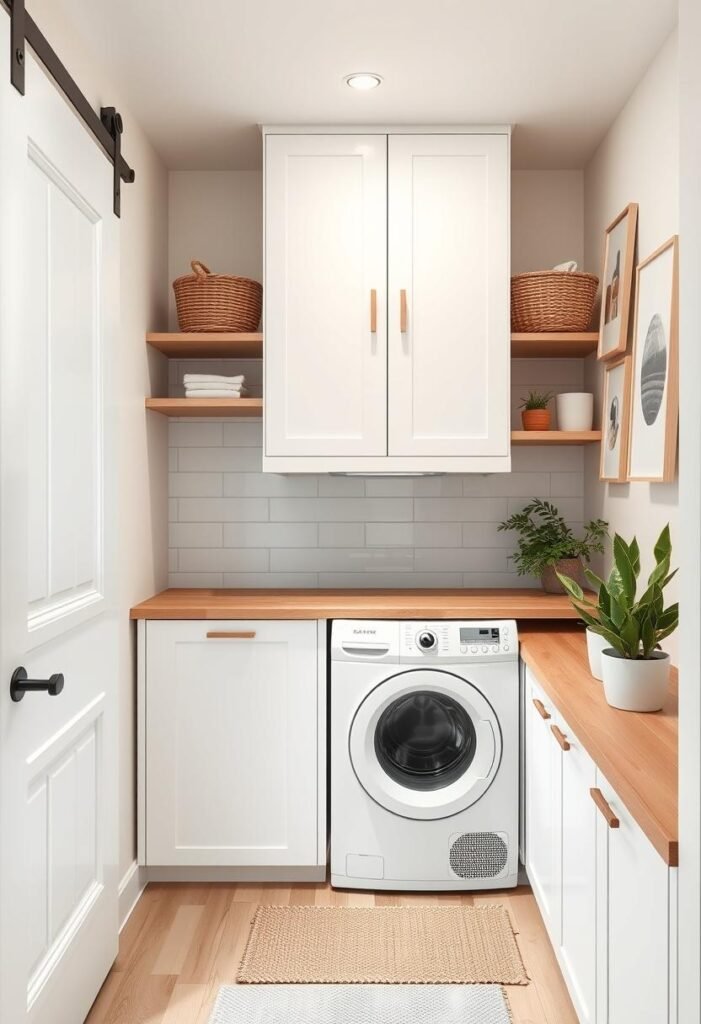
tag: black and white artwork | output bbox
[640,313,667,426]
[600,356,630,482]
[628,238,678,482]
[599,204,637,360]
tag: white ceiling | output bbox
[64,0,677,170]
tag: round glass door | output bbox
[374,691,477,791]
[349,668,501,820]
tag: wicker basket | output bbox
[511,271,598,332]
[173,260,262,332]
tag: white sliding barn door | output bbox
[387,133,510,457]
[264,134,387,457]
[0,19,119,1024]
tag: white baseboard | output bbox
[118,861,146,931]
[145,865,327,884]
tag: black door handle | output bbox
[10,666,64,702]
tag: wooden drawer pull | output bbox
[551,724,570,751]
[206,631,256,639]
[370,289,377,333]
[590,788,620,829]
[532,698,550,720]
[400,289,408,332]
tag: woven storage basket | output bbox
[173,260,262,332]
[511,271,598,332]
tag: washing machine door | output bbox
[349,668,501,820]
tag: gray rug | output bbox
[208,984,512,1023]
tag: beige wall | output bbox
[32,0,170,882]
[512,170,584,273]
[168,171,263,329]
[582,31,679,653]
[678,0,701,1012]
[167,167,584,315]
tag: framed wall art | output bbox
[627,235,679,483]
[598,202,638,360]
[600,354,632,482]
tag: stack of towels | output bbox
[184,373,248,399]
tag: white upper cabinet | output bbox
[263,126,511,473]
[264,134,387,458]
[388,134,510,458]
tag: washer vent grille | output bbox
[449,832,508,879]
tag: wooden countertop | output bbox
[130,588,580,621]
[520,624,678,866]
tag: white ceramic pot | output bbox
[601,649,670,712]
[586,628,608,680]
[556,392,594,431]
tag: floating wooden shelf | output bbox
[146,332,263,359]
[145,398,263,418]
[511,430,602,445]
[511,332,599,358]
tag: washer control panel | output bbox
[400,620,518,663]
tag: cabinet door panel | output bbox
[388,133,510,456]
[560,730,597,1023]
[145,620,320,866]
[597,772,670,1024]
[524,669,562,944]
[265,134,387,457]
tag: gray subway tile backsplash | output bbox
[168,419,585,587]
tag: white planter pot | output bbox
[601,649,670,712]
[556,392,594,431]
[586,628,608,680]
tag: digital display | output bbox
[459,627,500,645]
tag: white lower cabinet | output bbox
[524,666,675,1024]
[595,773,672,1024]
[139,619,326,870]
[524,671,562,943]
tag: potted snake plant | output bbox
[557,526,678,712]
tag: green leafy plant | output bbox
[519,390,554,411]
[498,498,608,578]
[557,525,678,660]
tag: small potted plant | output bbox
[498,498,608,594]
[519,390,554,431]
[557,527,678,712]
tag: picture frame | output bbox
[598,202,638,361]
[599,354,632,482]
[627,236,679,483]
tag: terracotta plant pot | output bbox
[540,557,587,595]
[521,409,551,431]
[601,649,670,712]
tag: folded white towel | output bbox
[184,373,245,385]
[184,381,245,392]
[185,388,249,399]
[552,260,578,272]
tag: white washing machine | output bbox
[330,619,519,891]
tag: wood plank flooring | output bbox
[85,881,577,1024]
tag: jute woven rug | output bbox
[236,905,528,985]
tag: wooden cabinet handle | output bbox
[206,631,256,639]
[590,788,620,828]
[370,289,377,333]
[551,724,570,751]
[400,289,408,333]
[532,698,550,720]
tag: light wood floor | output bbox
[85,881,577,1024]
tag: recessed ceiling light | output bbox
[344,72,383,91]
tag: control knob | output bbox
[416,630,438,652]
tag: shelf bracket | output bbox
[9,0,25,94]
